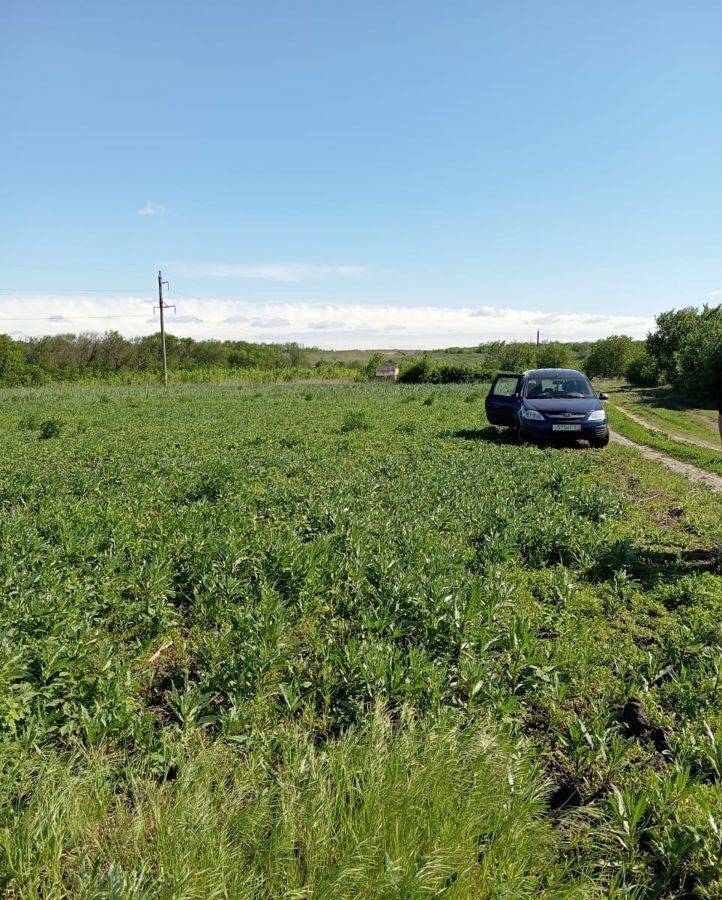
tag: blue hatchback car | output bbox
[485,368,609,447]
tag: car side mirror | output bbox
[599,392,608,400]
[511,392,520,400]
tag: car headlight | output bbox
[587,409,607,422]
[522,408,545,421]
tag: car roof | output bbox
[522,368,586,378]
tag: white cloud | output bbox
[307,319,347,330]
[580,315,609,324]
[138,201,167,216]
[469,306,507,318]
[0,294,657,348]
[169,262,365,282]
[250,316,291,328]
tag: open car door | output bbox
[485,373,522,426]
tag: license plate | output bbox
[552,423,581,432]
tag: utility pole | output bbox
[155,270,175,387]
[536,329,540,348]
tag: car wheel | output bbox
[589,434,609,449]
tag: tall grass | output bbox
[0,709,587,899]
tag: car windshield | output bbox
[524,376,595,399]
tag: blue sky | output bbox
[1,0,720,347]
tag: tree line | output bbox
[0,332,319,385]
[0,304,719,399]
[580,304,721,402]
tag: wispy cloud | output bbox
[169,262,365,282]
[138,201,167,216]
[221,315,249,324]
[470,306,507,318]
[250,316,290,328]
[307,319,347,331]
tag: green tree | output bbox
[477,341,506,369]
[399,354,433,383]
[0,334,24,385]
[674,307,722,400]
[646,307,701,382]
[535,342,576,369]
[584,335,640,378]
[500,343,537,372]
[625,350,659,387]
[362,352,384,380]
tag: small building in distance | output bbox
[374,361,400,382]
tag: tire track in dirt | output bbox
[610,431,722,494]
[614,404,722,452]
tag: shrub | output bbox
[646,307,704,383]
[362,352,384,381]
[644,304,722,401]
[536,342,577,369]
[398,355,433,383]
[675,310,722,402]
[626,351,660,387]
[339,410,370,433]
[499,342,537,372]
[584,335,641,378]
[428,364,490,384]
[38,418,63,440]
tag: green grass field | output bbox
[2,383,722,897]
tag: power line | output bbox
[166,286,199,299]
[0,313,151,321]
[0,287,149,293]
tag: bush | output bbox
[39,418,63,440]
[675,312,722,402]
[427,364,490,384]
[536,342,577,369]
[584,335,641,378]
[399,357,490,385]
[362,352,384,381]
[625,351,660,387]
[499,343,537,372]
[645,305,722,401]
[339,410,370,433]
[398,355,433,383]
[646,307,703,383]
[0,334,29,386]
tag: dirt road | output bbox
[614,404,722,452]
[610,431,722,495]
